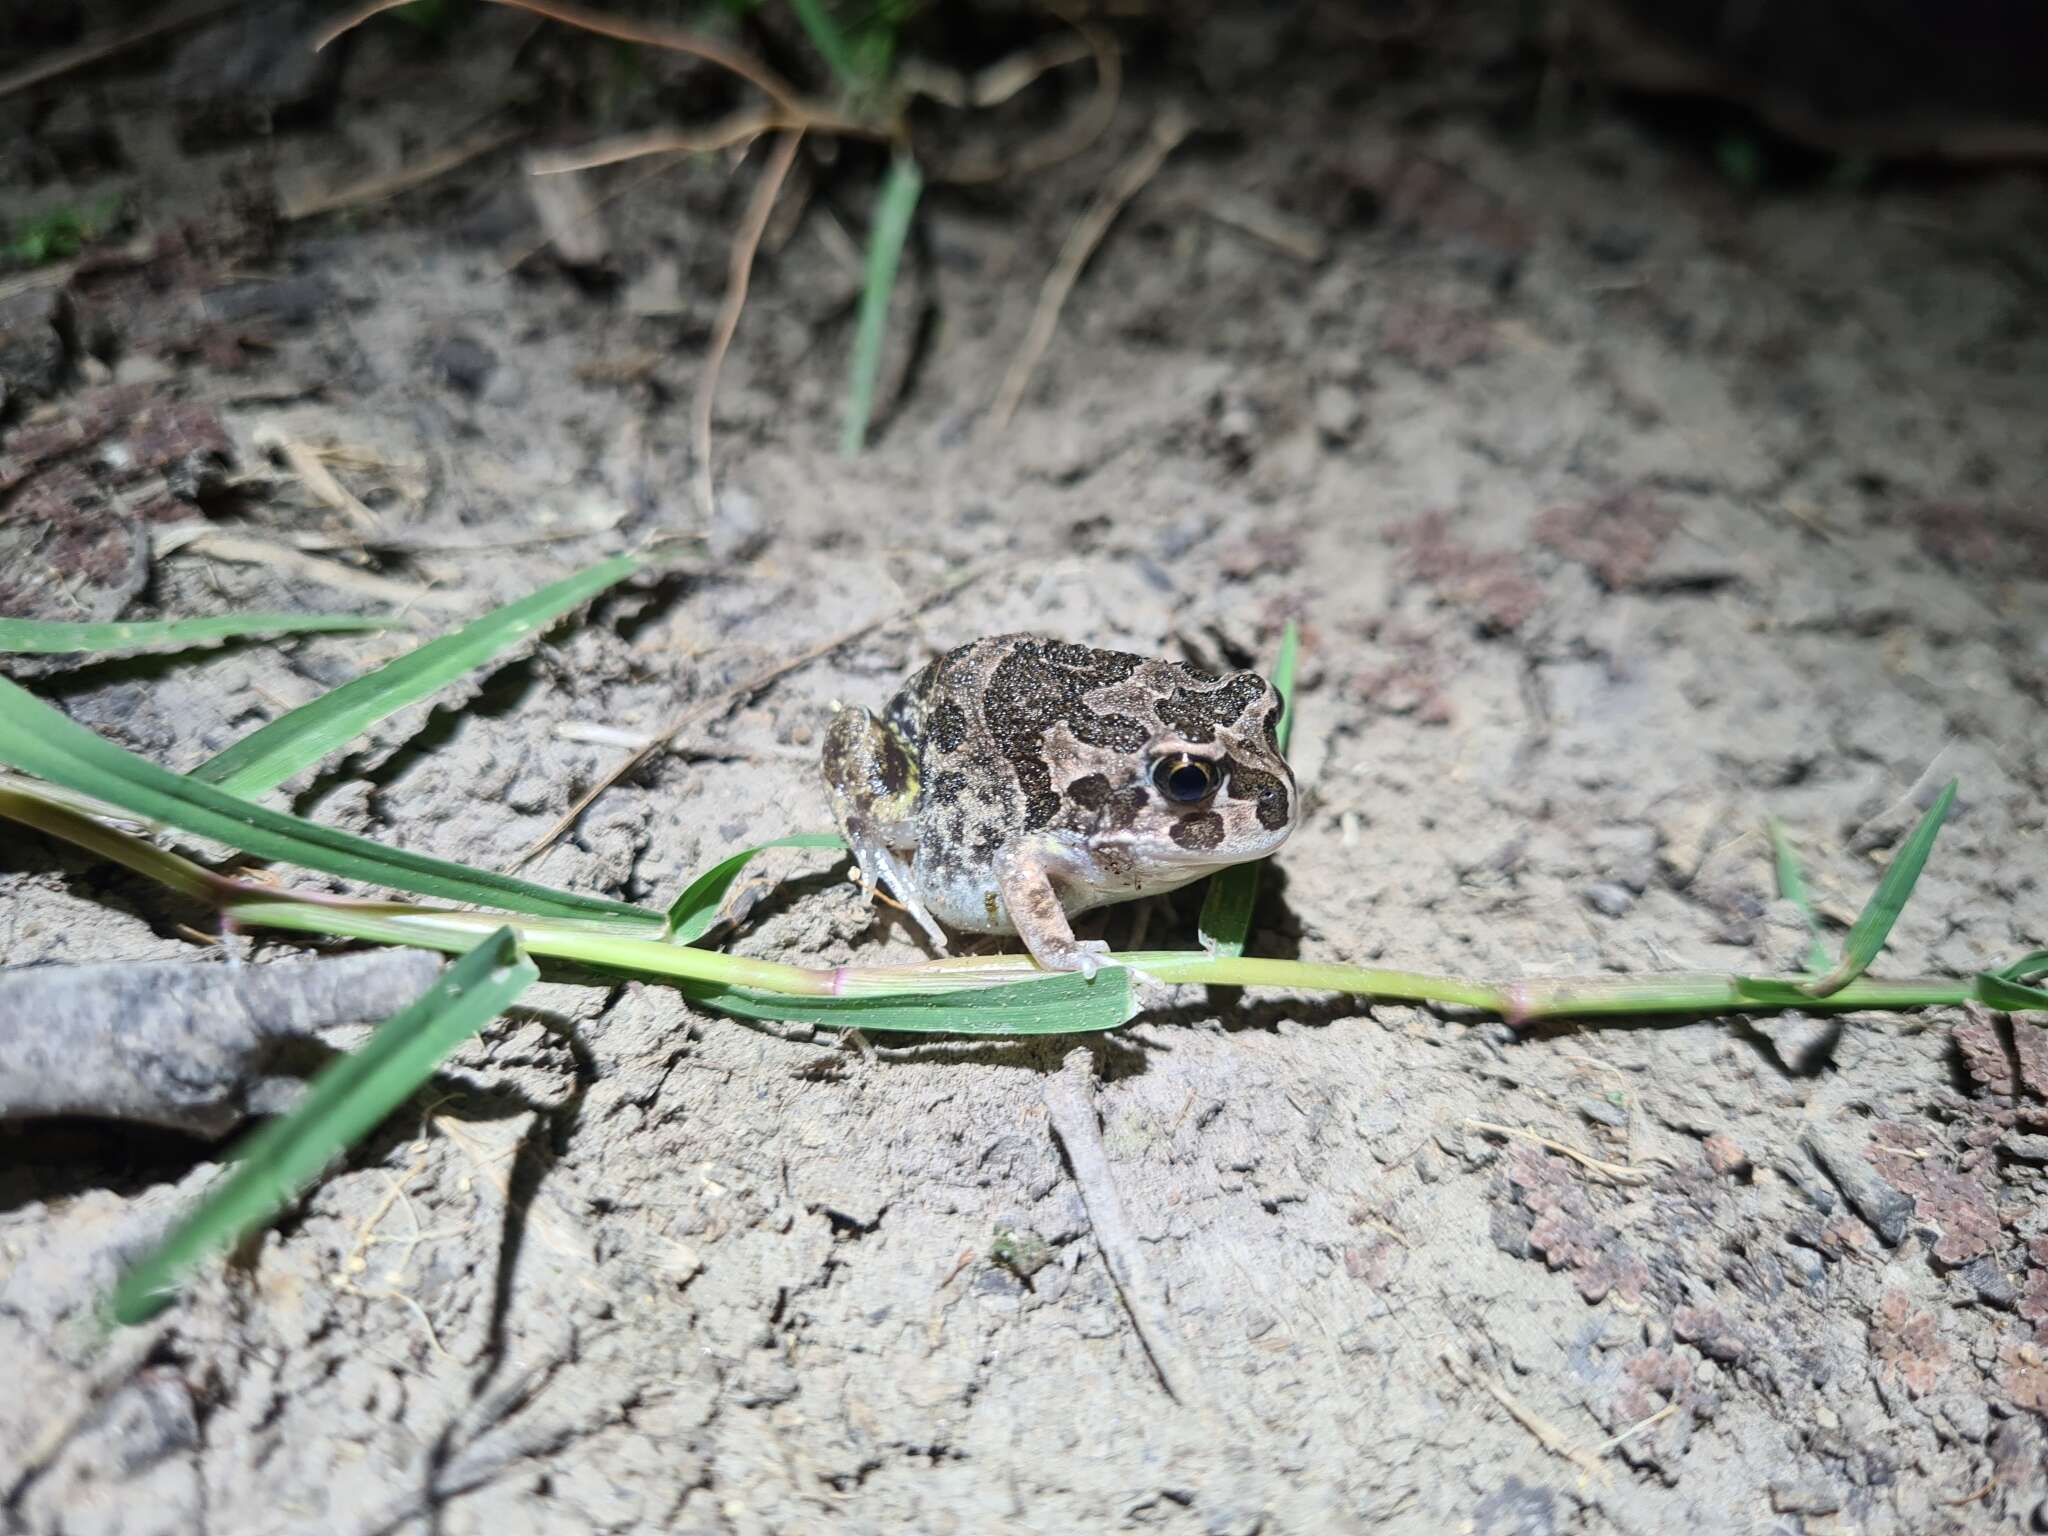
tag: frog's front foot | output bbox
[847,843,948,951]
[996,839,1115,979]
[1029,936,1114,979]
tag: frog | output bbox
[821,634,1297,977]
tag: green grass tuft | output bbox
[840,155,923,456]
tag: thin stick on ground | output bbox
[253,425,381,533]
[510,563,986,868]
[1462,1119,1650,1185]
[0,0,245,100]
[693,130,803,524]
[1588,1401,1677,1454]
[931,12,1122,185]
[311,0,419,50]
[1439,1348,1612,1487]
[530,107,881,177]
[1044,1051,1194,1403]
[988,110,1189,430]
[481,0,804,111]
[165,530,469,612]
[284,126,527,222]
[899,35,1094,110]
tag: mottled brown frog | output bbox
[822,635,1297,976]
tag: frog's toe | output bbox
[1034,937,1112,979]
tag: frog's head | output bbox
[1069,662,1297,875]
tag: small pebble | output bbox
[1576,1096,1628,1129]
[431,332,498,397]
[1704,1134,1751,1177]
[1584,881,1635,917]
[1312,382,1361,444]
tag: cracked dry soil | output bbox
[3,4,2048,1533]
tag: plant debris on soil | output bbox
[2,2,2046,1533]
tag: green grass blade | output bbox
[1198,620,1301,958]
[1975,972,2048,1013]
[109,928,536,1324]
[0,613,398,655]
[839,154,922,457]
[788,0,861,92]
[1729,976,1819,1007]
[1803,779,1957,999]
[1767,816,1833,974]
[683,966,1134,1034]
[190,555,639,798]
[0,676,662,929]
[667,833,846,944]
[1992,950,2048,985]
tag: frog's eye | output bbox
[1151,754,1219,804]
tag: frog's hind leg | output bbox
[822,704,948,951]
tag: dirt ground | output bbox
[4,3,2048,1533]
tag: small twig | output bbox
[693,130,803,523]
[480,0,803,111]
[312,0,418,50]
[0,262,79,304]
[0,0,245,101]
[899,34,1093,109]
[936,1248,976,1290]
[164,529,469,611]
[283,126,525,221]
[530,106,879,177]
[511,565,986,867]
[1191,191,1329,264]
[1462,1119,1651,1185]
[253,424,381,533]
[1588,1400,1677,1454]
[1044,1050,1193,1402]
[1439,1349,1612,1487]
[988,110,1189,430]
[933,12,1122,185]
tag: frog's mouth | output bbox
[1084,815,1295,869]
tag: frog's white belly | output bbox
[912,853,1217,936]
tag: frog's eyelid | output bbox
[1144,737,1225,762]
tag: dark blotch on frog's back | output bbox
[1169,811,1226,850]
[930,698,969,753]
[1156,671,1267,744]
[983,639,1148,830]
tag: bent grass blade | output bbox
[1767,816,1834,975]
[0,676,661,930]
[667,833,846,945]
[190,554,639,797]
[1198,619,1300,958]
[0,612,398,655]
[1803,780,1957,999]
